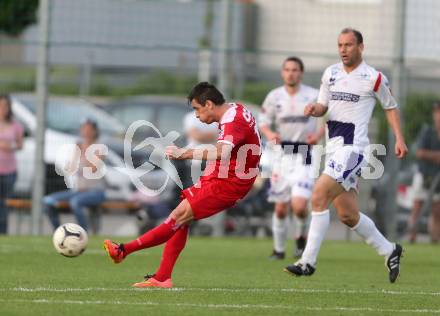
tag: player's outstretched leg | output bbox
[284,261,315,277]
[351,212,404,283]
[386,243,403,283]
[285,175,336,277]
[284,209,330,276]
[103,217,181,264]
[103,240,126,264]
[132,224,189,288]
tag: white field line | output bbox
[0,247,149,256]
[0,298,439,314]
[2,287,440,297]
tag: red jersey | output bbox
[201,103,262,185]
[181,103,261,220]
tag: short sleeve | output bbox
[317,70,330,107]
[258,92,276,127]
[373,72,398,110]
[218,108,246,147]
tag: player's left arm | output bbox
[384,108,407,159]
[166,142,232,161]
[374,72,408,159]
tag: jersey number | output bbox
[242,108,252,122]
[242,107,262,152]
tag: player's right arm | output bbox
[304,103,328,117]
[259,91,280,144]
[259,125,280,144]
[165,142,232,161]
[305,69,330,117]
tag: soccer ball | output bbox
[52,223,88,257]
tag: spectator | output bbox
[408,102,440,243]
[0,94,24,234]
[43,118,106,231]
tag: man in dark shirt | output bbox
[408,102,440,243]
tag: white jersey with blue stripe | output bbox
[259,84,319,143]
[317,61,398,153]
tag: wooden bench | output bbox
[6,198,139,234]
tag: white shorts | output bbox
[323,146,367,192]
[412,172,440,202]
[268,152,315,203]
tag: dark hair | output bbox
[187,82,225,106]
[81,117,99,139]
[433,101,440,111]
[0,94,13,122]
[283,56,304,72]
[340,27,363,44]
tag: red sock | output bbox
[154,224,189,281]
[123,217,179,256]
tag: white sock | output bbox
[272,213,289,253]
[351,212,394,257]
[294,214,309,239]
[301,210,330,265]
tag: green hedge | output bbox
[374,93,438,147]
[1,67,436,149]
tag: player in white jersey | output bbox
[259,56,323,259]
[284,28,408,283]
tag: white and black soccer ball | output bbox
[52,223,88,257]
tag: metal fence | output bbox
[1,0,439,236]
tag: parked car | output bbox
[10,94,166,200]
[104,95,191,145]
[371,155,432,238]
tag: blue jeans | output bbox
[0,172,17,234]
[43,189,105,231]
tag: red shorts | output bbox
[181,178,254,221]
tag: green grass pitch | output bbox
[1,236,439,316]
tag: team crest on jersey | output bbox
[360,72,370,80]
[329,76,336,86]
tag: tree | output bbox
[0,0,39,37]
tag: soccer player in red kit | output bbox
[104,82,261,288]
